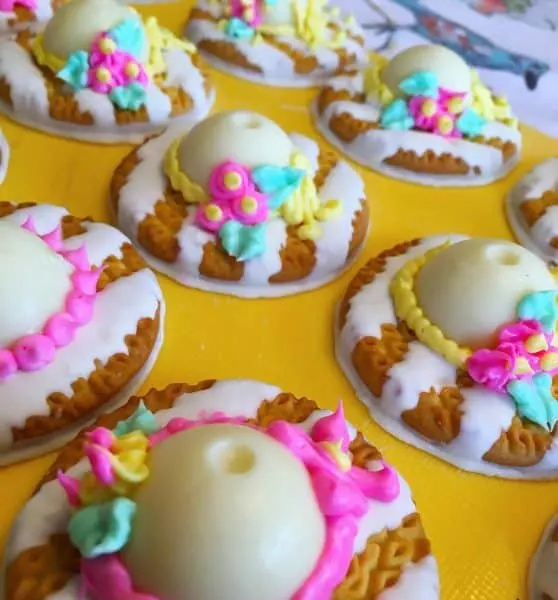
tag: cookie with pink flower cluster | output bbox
[314,44,521,187]
[0,201,164,465]
[0,0,214,143]
[111,110,369,298]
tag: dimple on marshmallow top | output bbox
[415,238,557,349]
[122,423,326,600]
[177,111,295,191]
[0,222,72,347]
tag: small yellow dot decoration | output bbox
[541,352,558,372]
[240,196,258,214]
[223,171,242,191]
[447,97,464,115]
[437,115,454,135]
[243,7,254,21]
[421,99,437,118]
[95,67,111,83]
[525,333,548,354]
[125,62,140,78]
[98,38,116,55]
[205,204,223,222]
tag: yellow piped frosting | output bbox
[163,138,207,205]
[363,56,393,106]
[470,69,518,128]
[389,243,473,367]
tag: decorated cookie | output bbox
[506,158,558,264]
[336,235,558,478]
[111,110,368,298]
[530,515,558,600]
[0,0,213,143]
[2,378,439,600]
[185,0,366,87]
[0,202,164,465]
[314,44,521,187]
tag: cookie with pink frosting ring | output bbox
[1,378,439,600]
[0,201,164,465]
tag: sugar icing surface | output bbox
[1,378,438,600]
[0,128,9,185]
[0,39,213,143]
[313,71,522,188]
[336,235,558,479]
[0,204,163,462]
[506,158,558,263]
[185,0,367,88]
[529,515,558,600]
[115,126,367,298]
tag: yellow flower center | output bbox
[447,97,464,115]
[541,352,558,372]
[240,196,258,215]
[205,204,223,222]
[224,171,242,191]
[421,99,437,118]
[98,37,116,55]
[437,115,454,134]
[243,6,254,21]
[125,62,140,78]
[95,67,111,83]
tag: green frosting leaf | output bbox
[517,290,558,331]
[219,221,266,262]
[398,71,439,98]
[507,373,558,431]
[113,400,159,437]
[380,99,414,131]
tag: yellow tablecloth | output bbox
[0,4,557,599]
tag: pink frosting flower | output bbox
[227,0,264,26]
[230,188,268,225]
[499,319,545,346]
[209,162,251,202]
[87,64,120,94]
[195,201,231,233]
[90,34,120,68]
[467,343,517,392]
[408,96,440,131]
[438,88,467,116]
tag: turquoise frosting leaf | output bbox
[455,108,486,137]
[507,373,558,431]
[113,400,158,437]
[517,290,558,331]
[224,17,256,40]
[57,50,89,90]
[109,17,146,59]
[380,99,414,131]
[251,165,305,210]
[398,71,439,98]
[219,221,266,262]
[109,83,147,111]
[68,498,136,558]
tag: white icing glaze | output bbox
[0,127,8,185]
[313,71,522,188]
[185,0,366,88]
[506,158,558,263]
[0,0,53,36]
[0,37,213,143]
[115,125,367,298]
[336,235,558,479]
[1,379,438,600]
[529,515,558,600]
[0,204,164,464]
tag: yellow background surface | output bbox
[0,3,557,599]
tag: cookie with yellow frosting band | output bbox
[0,201,164,465]
[111,110,369,298]
[506,158,558,264]
[1,378,439,600]
[0,0,214,143]
[313,44,521,187]
[529,515,558,600]
[336,235,558,479]
[184,0,366,88]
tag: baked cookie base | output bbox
[0,379,439,600]
[529,515,558,600]
[506,159,558,264]
[112,124,369,299]
[185,0,367,88]
[0,37,214,144]
[335,235,558,480]
[0,128,9,184]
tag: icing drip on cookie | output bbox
[0,219,101,381]
[58,403,400,600]
[164,111,342,260]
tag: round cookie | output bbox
[111,110,369,298]
[529,514,558,600]
[185,0,366,88]
[336,235,558,478]
[0,201,164,465]
[0,0,214,143]
[1,378,440,600]
[506,158,558,263]
[313,44,521,187]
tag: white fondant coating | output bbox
[186,0,367,88]
[0,204,164,464]
[1,379,439,600]
[506,158,558,263]
[336,235,558,479]
[114,124,368,298]
[415,238,556,349]
[529,515,558,600]
[0,222,73,347]
[312,71,522,187]
[0,36,213,143]
[178,110,294,189]
[0,127,8,184]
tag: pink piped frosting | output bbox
[0,218,101,381]
[64,407,401,600]
[0,0,36,13]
